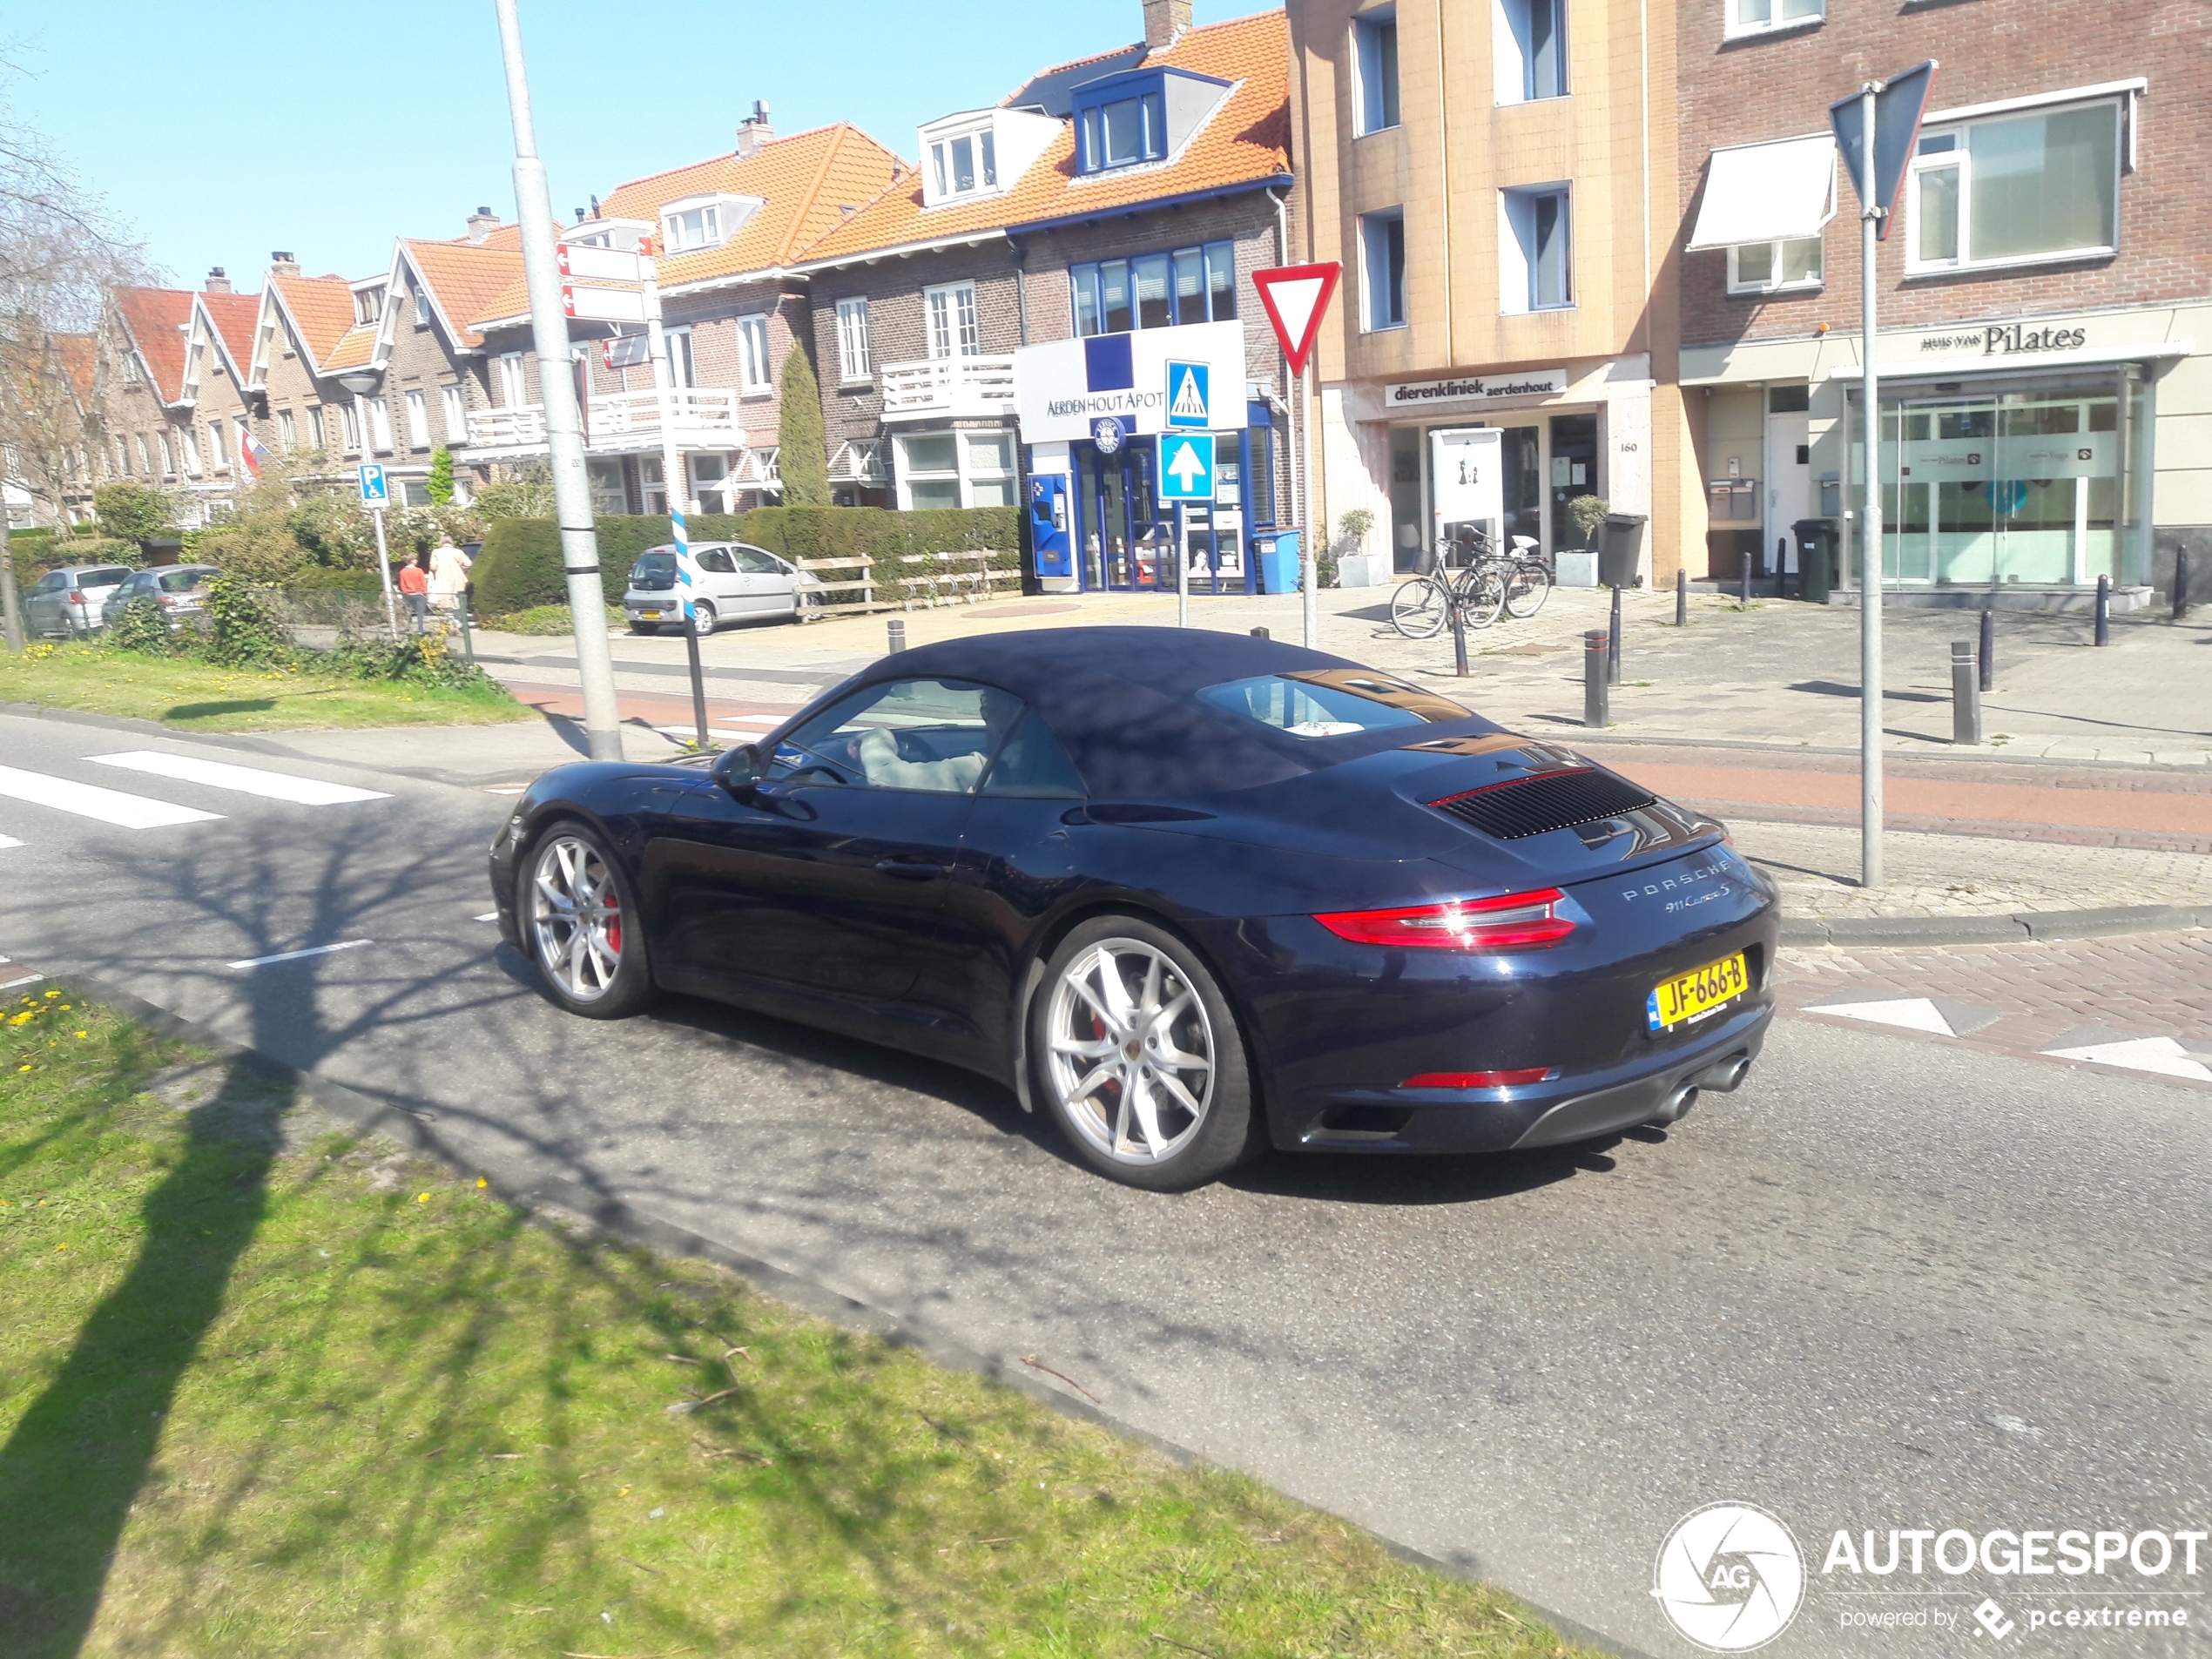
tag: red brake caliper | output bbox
[604,892,622,954]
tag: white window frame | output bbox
[1494,0,1568,105]
[1358,209,1406,332]
[353,283,385,326]
[1727,236,1824,294]
[308,407,327,452]
[1499,183,1575,314]
[123,352,143,384]
[181,428,202,475]
[208,421,228,472]
[894,431,964,510]
[961,430,1018,509]
[367,396,395,453]
[927,126,1000,202]
[734,314,772,394]
[442,383,469,445]
[660,194,754,253]
[835,296,873,383]
[1904,93,2126,278]
[1352,8,1401,136]
[276,408,297,450]
[666,327,697,389]
[1723,0,1824,42]
[924,281,981,361]
[405,388,429,449]
[338,401,362,455]
[497,351,528,407]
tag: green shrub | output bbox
[427,446,455,504]
[92,481,179,546]
[483,603,628,636]
[107,597,177,657]
[737,505,1019,565]
[36,534,137,569]
[202,574,293,667]
[286,567,382,594]
[473,475,556,519]
[469,515,745,614]
[318,634,495,690]
[777,348,830,506]
[288,494,374,569]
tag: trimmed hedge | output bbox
[470,507,1019,616]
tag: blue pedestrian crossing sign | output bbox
[1165,360,1210,428]
[356,462,388,506]
[1158,432,1214,501]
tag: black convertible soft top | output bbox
[839,625,1501,799]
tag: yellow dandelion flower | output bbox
[416,1192,430,1204]
[475,1177,488,1188]
[44,989,57,998]
[74,1031,86,1039]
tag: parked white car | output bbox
[24,563,134,637]
[622,543,815,636]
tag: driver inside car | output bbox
[852,686,1025,792]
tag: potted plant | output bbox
[1331,508,1383,588]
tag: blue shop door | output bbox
[1028,475,1072,579]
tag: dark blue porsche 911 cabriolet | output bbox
[489,626,1777,1189]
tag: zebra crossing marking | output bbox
[0,764,221,830]
[90,750,390,806]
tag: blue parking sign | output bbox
[1166,361,1210,428]
[357,463,388,506]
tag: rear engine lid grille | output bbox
[1433,767,1657,840]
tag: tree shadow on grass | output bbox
[162,699,279,722]
[0,1057,288,1654]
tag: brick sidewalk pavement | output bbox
[1773,932,2212,1089]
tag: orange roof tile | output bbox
[269,274,357,369]
[321,322,380,374]
[401,239,524,349]
[52,334,97,405]
[467,123,909,327]
[199,292,261,378]
[111,286,195,402]
[792,11,1290,267]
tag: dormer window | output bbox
[567,217,654,252]
[353,284,385,326]
[659,194,759,253]
[1070,67,1233,177]
[932,128,997,199]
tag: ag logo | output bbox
[1091,415,1125,455]
[1652,1502,1804,1652]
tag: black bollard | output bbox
[2177,550,2192,621]
[1451,595,1469,676]
[1676,566,1687,627]
[1250,625,1270,639]
[1584,630,1609,728]
[1952,640,1982,745]
[1978,608,1994,692]
[1608,584,1622,684]
[887,617,907,653]
[2094,575,2110,646]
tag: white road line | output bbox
[89,750,390,806]
[2040,1035,2212,1082]
[227,939,374,971]
[0,764,221,830]
[474,912,498,921]
[0,973,43,990]
[484,785,529,796]
[0,834,21,850]
[1804,998,1959,1037]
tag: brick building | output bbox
[1675,0,2209,602]
[794,2,1300,594]
[249,257,356,478]
[464,120,906,517]
[1285,0,1698,582]
[99,284,200,512]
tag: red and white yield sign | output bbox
[1251,261,1341,378]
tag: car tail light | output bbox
[1313,888,1575,950]
[1400,1068,1557,1089]
[68,590,84,604]
[157,594,179,606]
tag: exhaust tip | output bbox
[1696,1052,1753,1094]
[1648,1083,1699,1127]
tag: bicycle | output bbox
[1389,531,1507,639]
[1501,534,1552,619]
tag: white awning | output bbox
[1686,135,1838,251]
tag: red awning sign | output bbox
[1251,262,1341,378]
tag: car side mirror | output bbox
[711,742,760,793]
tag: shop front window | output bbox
[1850,382,2135,587]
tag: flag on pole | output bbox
[236,421,270,478]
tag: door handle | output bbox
[875,858,947,880]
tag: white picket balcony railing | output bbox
[877,354,1017,421]
[466,387,746,455]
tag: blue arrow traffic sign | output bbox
[1158,434,1213,501]
[356,462,388,506]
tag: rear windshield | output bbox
[1197,671,1470,740]
[631,551,676,578]
[79,567,132,587]
[159,568,209,592]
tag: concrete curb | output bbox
[38,963,1647,1659]
[1782,902,2212,948]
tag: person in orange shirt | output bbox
[396,551,429,635]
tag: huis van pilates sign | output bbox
[1918,320,2090,356]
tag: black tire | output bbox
[1390,577,1447,640]
[627,620,657,635]
[690,599,718,637]
[1030,915,1262,1190]
[517,821,656,1019]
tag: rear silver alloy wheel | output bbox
[529,833,626,1004]
[690,599,718,637]
[1043,937,1217,1165]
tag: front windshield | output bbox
[1196,671,1470,738]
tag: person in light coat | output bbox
[428,539,473,616]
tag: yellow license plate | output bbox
[1647,951,1748,1032]
[638,610,662,618]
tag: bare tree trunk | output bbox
[0,516,22,653]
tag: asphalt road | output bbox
[2,709,2206,1658]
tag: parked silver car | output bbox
[24,563,134,637]
[622,542,813,636]
[99,563,223,630]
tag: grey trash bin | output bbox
[1597,512,1647,589]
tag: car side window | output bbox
[733,548,782,576]
[695,548,735,575]
[85,568,132,587]
[159,569,201,592]
[765,678,1028,794]
[978,707,1087,799]
[33,572,65,594]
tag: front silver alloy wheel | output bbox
[1043,938,1216,1165]
[529,833,624,1002]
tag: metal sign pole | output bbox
[1177,499,1190,629]
[1300,359,1319,650]
[1858,79,1885,890]
[370,505,397,639]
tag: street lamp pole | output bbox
[491,0,624,762]
[1858,79,1885,890]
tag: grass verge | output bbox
[481,603,629,636]
[0,995,1597,1659]
[0,642,530,732]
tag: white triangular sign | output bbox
[1170,368,1207,421]
[1263,278,1324,351]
